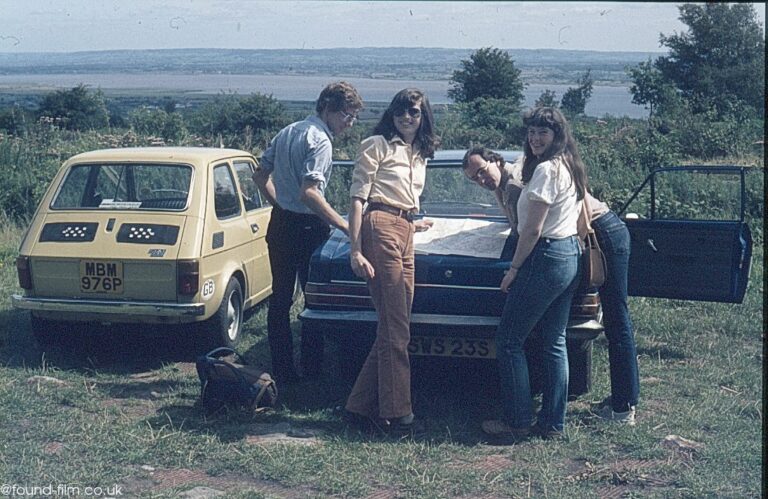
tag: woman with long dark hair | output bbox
[481,107,585,441]
[344,88,439,437]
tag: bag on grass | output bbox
[195,347,277,414]
[580,201,607,289]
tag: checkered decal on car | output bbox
[39,222,98,242]
[116,224,180,245]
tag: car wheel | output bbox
[567,339,593,399]
[204,278,244,349]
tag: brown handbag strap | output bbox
[578,199,594,239]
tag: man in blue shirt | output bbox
[254,81,363,383]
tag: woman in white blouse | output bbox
[481,107,587,441]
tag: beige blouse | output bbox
[349,135,427,212]
[494,160,524,228]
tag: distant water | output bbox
[0,73,648,118]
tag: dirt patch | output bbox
[98,375,180,400]
[99,398,157,419]
[564,458,676,498]
[470,454,516,474]
[121,466,320,498]
[42,441,65,455]
[244,422,324,446]
[364,489,400,499]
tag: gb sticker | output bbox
[201,279,215,300]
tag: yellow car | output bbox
[12,147,272,348]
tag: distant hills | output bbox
[0,48,661,84]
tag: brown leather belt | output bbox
[367,202,414,222]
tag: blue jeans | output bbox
[592,211,639,412]
[496,235,581,432]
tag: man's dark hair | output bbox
[462,146,505,170]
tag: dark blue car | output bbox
[300,151,753,397]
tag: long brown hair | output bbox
[521,107,586,200]
[372,88,440,159]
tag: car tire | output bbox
[203,278,244,349]
[567,339,593,399]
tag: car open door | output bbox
[617,166,753,303]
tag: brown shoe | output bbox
[383,416,426,439]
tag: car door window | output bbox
[213,164,241,219]
[621,169,744,221]
[233,161,263,211]
[619,166,753,303]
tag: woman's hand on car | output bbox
[414,218,434,233]
[350,251,375,280]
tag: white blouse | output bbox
[517,157,579,239]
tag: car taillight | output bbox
[177,260,199,296]
[16,256,33,290]
[571,291,601,319]
[304,282,373,308]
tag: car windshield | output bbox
[51,163,193,210]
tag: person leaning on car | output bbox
[461,146,523,230]
[252,81,363,383]
[344,88,439,437]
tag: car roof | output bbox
[66,147,255,165]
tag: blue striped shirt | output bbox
[260,115,334,214]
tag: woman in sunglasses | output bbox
[344,88,439,437]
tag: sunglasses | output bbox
[394,107,422,118]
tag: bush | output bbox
[128,107,188,144]
[36,84,110,131]
[186,92,290,149]
[0,106,32,135]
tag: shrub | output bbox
[128,107,188,144]
[186,92,290,149]
[36,84,110,131]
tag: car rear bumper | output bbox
[299,309,603,341]
[11,294,206,318]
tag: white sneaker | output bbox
[596,404,636,426]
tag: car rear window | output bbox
[52,163,193,211]
[325,163,503,217]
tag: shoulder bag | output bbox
[195,347,278,414]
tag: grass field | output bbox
[0,217,763,498]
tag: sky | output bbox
[1,1,765,54]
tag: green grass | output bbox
[0,216,763,498]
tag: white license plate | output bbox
[408,336,495,359]
[79,260,124,294]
